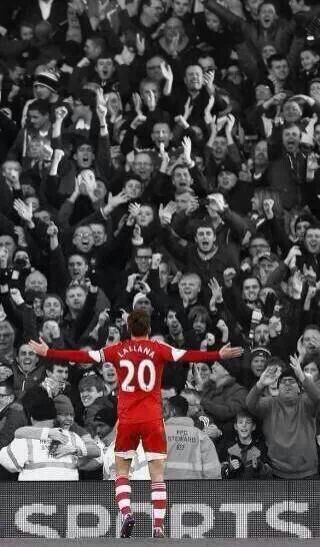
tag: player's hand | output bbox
[28,337,49,357]
[219,343,243,360]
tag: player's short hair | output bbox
[127,309,150,337]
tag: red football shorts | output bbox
[115,419,167,461]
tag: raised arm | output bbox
[28,338,104,364]
[168,343,243,363]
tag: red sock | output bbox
[115,475,132,517]
[151,482,166,529]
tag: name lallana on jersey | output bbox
[118,345,155,360]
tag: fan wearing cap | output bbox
[247,357,320,478]
[216,163,254,215]
[254,252,280,286]
[242,347,271,389]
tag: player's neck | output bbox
[130,336,149,341]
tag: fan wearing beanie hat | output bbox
[11,392,101,461]
[0,386,91,481]
[246,347,271,387]
[33,70,60,98]
[250,347,271,361]
[54,395,75,430]
[20,69,62,127]
[54,394,75,416]
[132,292,151,310]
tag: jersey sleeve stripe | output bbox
[171,348,187,362]
[88,350,102,363]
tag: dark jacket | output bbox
[201,377,248,431]
[12,362,46,399]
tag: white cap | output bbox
[132,292,150,309]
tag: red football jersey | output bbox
[47,341,221,424]
[98,340,187,423]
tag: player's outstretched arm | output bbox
[179,343,243,362]
[28,338,102,364]
[219,343,244,360]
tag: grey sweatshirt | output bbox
[246,377,320,479]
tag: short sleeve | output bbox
[100,344,118,365]
[158,342,187,362]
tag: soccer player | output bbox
[29,309,243,538]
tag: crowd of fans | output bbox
[1,0,320,481]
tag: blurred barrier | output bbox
[0,480,319,538]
